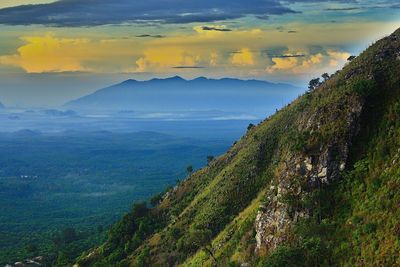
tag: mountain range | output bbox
[74,28,400,266]
[65,77,302,117]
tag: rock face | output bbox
[255,93,364,253]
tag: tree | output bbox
[322,73,330,82]
[182,229,217,265]
[150,193,162,206]
[207,155,215,165]
[308,78,320,91]
[347,55,356,61]
[132,202,148,218]
[54,251,71,267]
[247,123,255,131]
[61,227,78,244]
[186,165,193,175]
[25,243,38,254]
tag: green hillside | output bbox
[75,28,400,267]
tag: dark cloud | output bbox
[261,47,306,58]
[325,7,361,11]
[308,45,325,55]
[136,34,165,38]
[255,14,269,20]
[172,66,205,69]
[201,26,232,32]
[262,46,288,55]
[271,54,306,58]
[0,0,296,27]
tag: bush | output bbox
[258,246,304,267]
[363,223,377,234]
[352,79,378,97]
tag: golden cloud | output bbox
[135,46,200,72]
[230,48,254,66]
[0,34,140,73]
[0,21,395,77]
[0,34,89,73]
[266,51,350,76]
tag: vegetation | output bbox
[0,131,231,265]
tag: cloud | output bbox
[0,34,141,73]
[0,0,296,26]
[135,47,201,72]
[1,20,396,78]
[0,34,89,73]
[209,52,219,66]
[172,66,205,69]
[271,54,306,58]
[265,50,350,75]
[136,34,165,38]
[230,48,254,66]
[325,7,361,11]
[201,26,232,32]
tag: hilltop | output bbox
[75,28,400,266]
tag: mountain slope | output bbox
[75,28,400,266]
[64,77,302,117]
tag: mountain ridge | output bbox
[64,77,302,117]
[74,28,400,266]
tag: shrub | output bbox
[258,246,304,267]
[352,79,378,97]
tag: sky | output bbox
[0,0,399,107]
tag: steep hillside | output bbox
[75,28,400,266]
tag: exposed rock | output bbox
[255,92,364,253]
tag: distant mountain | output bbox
[65,77,302,116]
[13,129,42,137]
[0,101,4,109]
[43,109,77,117]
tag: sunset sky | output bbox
[0,0,399,106]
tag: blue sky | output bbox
[0,0,399,106]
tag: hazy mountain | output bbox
[76,29,400,266]
[65,77,302,117]
[43,109,77,117]
[0,101,4,109]
[13,129,42,137]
